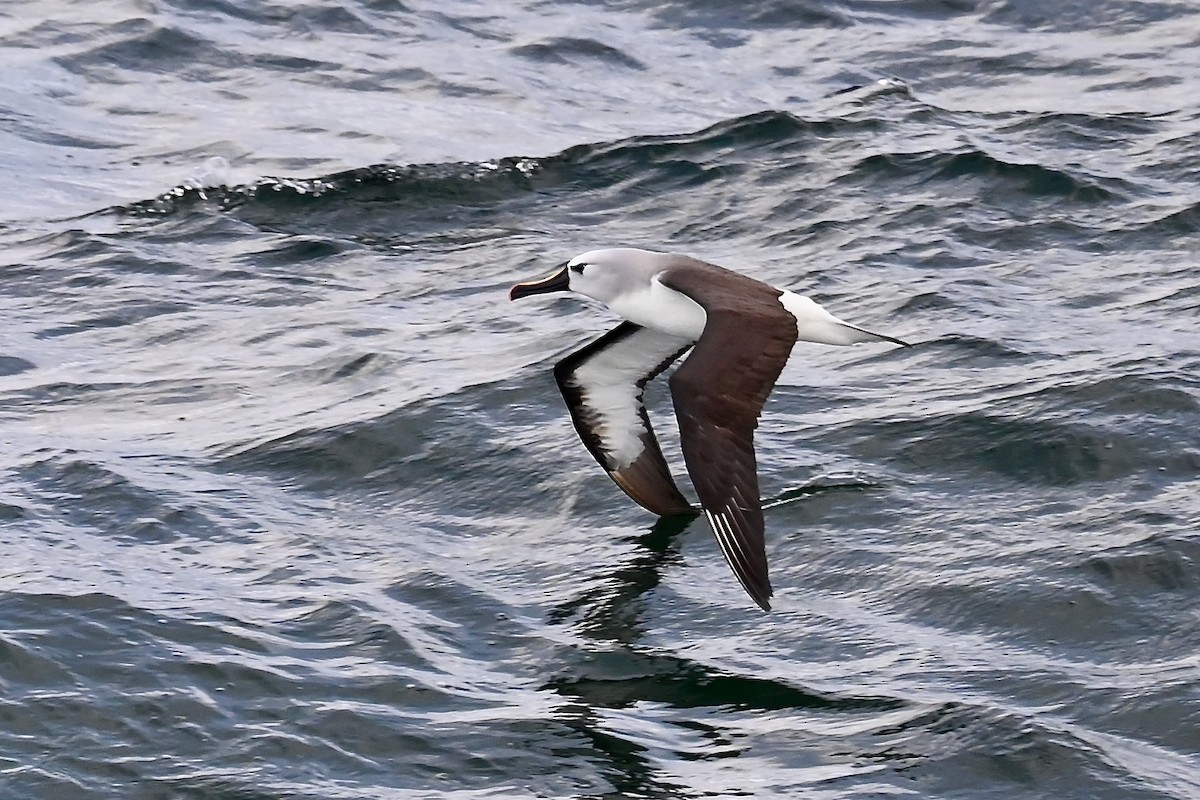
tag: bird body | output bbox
[510,248,908,610]
[606,276,706,340]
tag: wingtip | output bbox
[702,508,774,613]
[609,467,694,518]
[660,507,702,520]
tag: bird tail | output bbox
[779,291,909,347]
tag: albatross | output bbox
[510,248,908,610]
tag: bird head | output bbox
[509,248,664,305]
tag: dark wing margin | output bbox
[659,259,799,611]
[554,322,695,517]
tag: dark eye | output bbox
[569,263,585,274]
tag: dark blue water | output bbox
[2,1,1199,797]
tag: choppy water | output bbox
[3,1,1200,797]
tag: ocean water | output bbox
[2,1,1199,797]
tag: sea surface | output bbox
[2,1,1199,798]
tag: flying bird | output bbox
[510,248,908,610]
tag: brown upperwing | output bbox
[659,257,798,610]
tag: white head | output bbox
[510,248,669,305]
